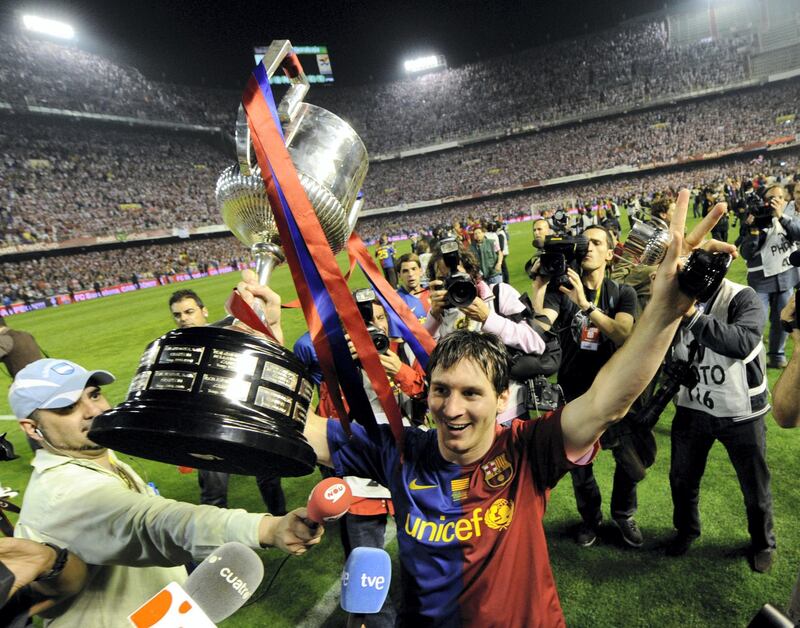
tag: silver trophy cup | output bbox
[216,39,368,287]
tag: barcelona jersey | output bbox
[328,409,589,627]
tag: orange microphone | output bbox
[306,477,353,526]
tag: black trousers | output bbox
[571,448,639,525]
[669,410,775,552]
[198,469,229,508]
[197,470,286,515]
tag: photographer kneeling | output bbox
[425,240,550,423]
[740,183,800,368]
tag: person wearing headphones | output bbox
[10,357,322,627]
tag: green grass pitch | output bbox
[1,214,798,627]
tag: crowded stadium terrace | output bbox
[0,2,799,304]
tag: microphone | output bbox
[306,477,353,526]
[129,542,264,627]
[788,250,800,267]
[340,547,392,625]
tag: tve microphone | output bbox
[788,249,800,267]
[129,542,264,627]
[306,477,353,525]
[340,547,392,615]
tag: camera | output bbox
[551,209,569,234]
[439,238,477,308]
[739,184,773,230]
[633,350,699,429]
[525,375,564,413]
[535,234,588,291]
[353,288,390,354]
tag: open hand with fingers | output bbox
[649,190,737,322]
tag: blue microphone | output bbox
[340,547,392,618]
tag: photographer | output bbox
[470,226,503,286]
[666,275,775,572]
[532,218,552,249]
[425,243,547,423]
[532,225,639,548]
[740,183,800,368]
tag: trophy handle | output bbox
[237,40,309,176]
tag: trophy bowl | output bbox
[88,327,317,477]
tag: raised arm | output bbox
[773,297,800,428]
[561,192,735,458]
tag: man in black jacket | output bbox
[666,277,775,572]
[533,225,639,548]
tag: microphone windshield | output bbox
[789,249,800,267]
[307,477,353,524]
[340,547,392,614]
[184,541,264,623]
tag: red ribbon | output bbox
[241,74,405,446]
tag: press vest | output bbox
[674,280,768,420]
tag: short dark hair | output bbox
[169,289,204,308]
[427,246,481,283]
[398,253,421,269]
[581,225,614,250]
[650,197,672,220]
[427,331,509,394]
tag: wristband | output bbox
[582,304,597,316]
[35,543,69,582]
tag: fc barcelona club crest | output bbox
[481,454,514,489]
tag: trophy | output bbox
[89,40,369,477]
[217,39,368,288]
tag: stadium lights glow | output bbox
[21,15,75,40]
[404,54,446,74]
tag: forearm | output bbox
[780,215,800,241]
[688,292,765,359]
[392,363,426,398]
[773,332,800,428]
[563,306,680,454]
[586,309,632,346]
[482,312,546,354]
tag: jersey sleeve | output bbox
[327,419,395,487]
[617,284,638,317]
[520,408,586,492]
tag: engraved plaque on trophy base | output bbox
[88,327,316,476]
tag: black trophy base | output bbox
[89,398,316,477]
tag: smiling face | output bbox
[428,358,509,466]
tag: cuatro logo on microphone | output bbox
[220,567,252,600]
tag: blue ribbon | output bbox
[252,68,379,434]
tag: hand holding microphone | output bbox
[255,478,350,556]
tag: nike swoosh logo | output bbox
[409,479,438,490]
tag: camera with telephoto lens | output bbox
[534,234,589,291]
[738,184,773,230]
[633,352,699,430]
[525,375,564,413]
[439,238,478,308]
[550,209,569,234]
[353,288,390,354]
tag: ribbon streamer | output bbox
[241,60,405,444]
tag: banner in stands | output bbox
[0,265,240,318]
